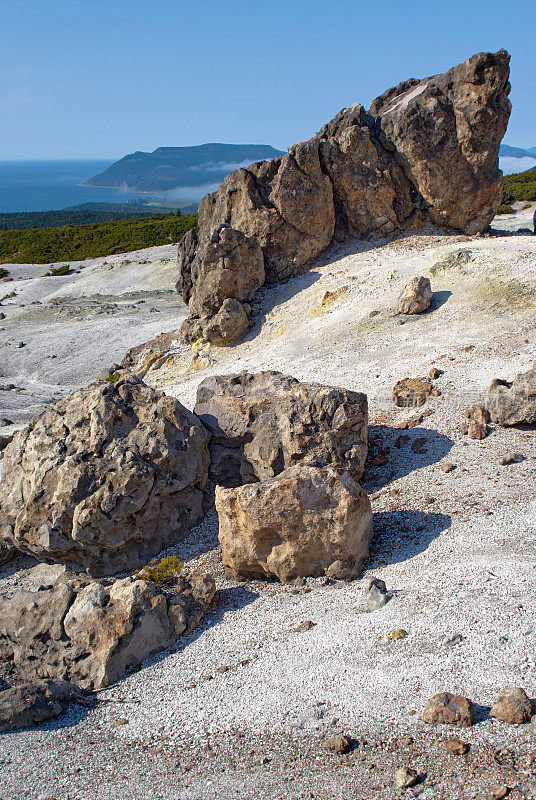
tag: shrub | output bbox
[135,555,183,585]
[496,204,514,215]
[45,265,70,276]
[0,268,8,279]
[106,371,122,383]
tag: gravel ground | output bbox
[1,207,536,799]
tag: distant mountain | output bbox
[500,144,536,158]
[85,144,286,193]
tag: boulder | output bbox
[202,298,249,345]
[0,376,210,575]
[215,464,373,582]
[398,276,432,314]
[393,377,433,407]
[486,366,536,425]
[490,687,535,724]
[178,51,511,342]
[0,680,87,733]
[0,572,215,689]
[194,371,368,487]
[421,692,475,727]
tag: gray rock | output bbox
[363,576,391,611]
[0,680,87,732]
[194,371,368,487]
[0,572,215,690]
[486,366,536,426]
[0,376,210,576]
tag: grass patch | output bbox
[0,268,9,279]
[45,265,71,276]
[105,371,122,383]
[496,203,514,215]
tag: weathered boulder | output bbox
[0,680,87,732]
[0,376,210,575]
[202,298,249,345]
[0,572,215,689]
[216,465,373,582]
[370,50,511,234]
[194,371,368,487]
[421,692,475,728]
[178,51,511,342]
[490,687,535,724]
[393,377,433,407]
[398,276,432,314]
[486,366,536,425]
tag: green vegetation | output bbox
[503,169,536,203]
[135,555,183,585]
[106,371,122,383]
[0,268,9,278]
[45,265,71,276]
[0,202,178,232]
[0,214,197,264]
[496,203,514,215]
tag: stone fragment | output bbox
[394,766,419,789]
[445,737,469,755]
[393,377,432,407]
[486,367,536,425]
[295,620,315,632]
[0,680,87,733]
[195,371,368,487]
[215,465,373,582]
[0,376,210,576]
[388,629,408,641]
[499,452,524,466]
[468,420,488,439]
[421,692,475,728]
[439,462,456,473]
[323,734,352,754]
[398,276,432,314]
[429,367,443,380]
[363,576,391,612]
[465,404,490,424]
[0,572,215,689]
[490,687,535,725]
[491,787,509,799]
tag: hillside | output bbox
[499,143,536,158]
[85,144,287,192]
[0,202,176,232]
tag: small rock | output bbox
[394,765,419,789]
[464,404,490,424]
[295,620,315,632]
[499,452,524,466]
[400,735,414,745]
[397,276,432,315]
[421,692,475,728]
[363,576,391,612]
[491,786,509,799]
[439,634,465,649]
[490,687,535,725]
[323,734,352,754]
[17,342,26,348]
[112,718,128,727]
[429,367,443,380]
[393,377,432,408]
[439,462,456,473]
[468,420,488,439]
[445,737,469,755]
[389,629,408,641]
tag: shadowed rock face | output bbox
[178,50,511,343]
[0,376,210,575]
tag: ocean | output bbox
[0,160,154,213]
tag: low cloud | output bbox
[163,182,221,203]
[186,159,260,173]
[500,156,536,175]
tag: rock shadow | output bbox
[368,510,452,567]
[0,695,97,735]
[428,290,452,311]
[362,424,454,492]
[473,702,492,724]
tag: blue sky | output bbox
[0,0,533,160]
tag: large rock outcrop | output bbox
[194,371,368,487]
[0,572,215,690]
[0,376,210,575]
[178,51,511,342]
[216,465,373,582]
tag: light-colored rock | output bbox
[0,572,215,690]
[421,692,475,728]
[490,687,535,724]
[445,737,469,755]
[398,276,432,314]
[202,298,249,345]
[467,420,488,439]
[486,366,536,425]
[0,376,210,576]
[215,465,373,582]
[394,766,419,789]
[0,680,87,733]
[195,371,368,487]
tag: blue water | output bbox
[0,160,155,213]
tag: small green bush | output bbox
[0,268,9,279]
[106,371,122,383]
[45,265,71,276]
[496,204,514,215]
[135,556,183,585]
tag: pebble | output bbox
[394,765,419,789]
[445,737,469,755]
